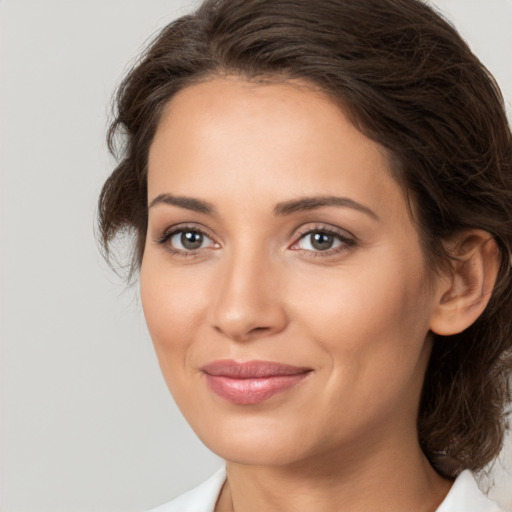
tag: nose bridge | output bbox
[210,238,287,341]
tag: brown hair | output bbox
[98,0,512,477]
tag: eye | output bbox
[297,232,342,251]
[157,226,217,254]
[172,230,209,250]
[291,227,355,255]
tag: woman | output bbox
[98,0,512,510]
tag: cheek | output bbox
[139,261,211,418]
[140,259,209,360]
[289,254,433,384]
[295,258,428,334]
[291,262,433,437]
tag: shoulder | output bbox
[436,470,505,512]
[145,467,226,512]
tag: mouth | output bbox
[201,359,312,405]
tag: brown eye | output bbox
[310,232,335,250]
[179,231,204,250]
[167,229,215,251]
[297,231,344,252]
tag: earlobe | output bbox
[429,230,501,336]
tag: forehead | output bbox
[148,77,406,219]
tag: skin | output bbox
[141,77,458,511]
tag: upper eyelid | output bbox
[156,223,216,243]
[292,223,356,241]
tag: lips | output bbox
[201,359,312,405]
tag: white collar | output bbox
[436,470,504,512]
[147,467,226,512]
[147,466,504,512]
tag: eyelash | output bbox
[155,224,356,258]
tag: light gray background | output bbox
[0,1,511,511]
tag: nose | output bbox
[209,247,288,342]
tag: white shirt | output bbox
[146,467,504,512]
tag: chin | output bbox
[209,439,304,467]
[194,418,313,467]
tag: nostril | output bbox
[213,323,277,342]
[245,326,272,338]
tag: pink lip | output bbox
[201,360,312,405]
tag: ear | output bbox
[429,230,501,336]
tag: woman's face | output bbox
[141,77,441,466]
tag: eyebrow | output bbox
[149,193,216,215]
[148,193,379,220]
[274,196,379,220]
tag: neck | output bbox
[216,432,452,512]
